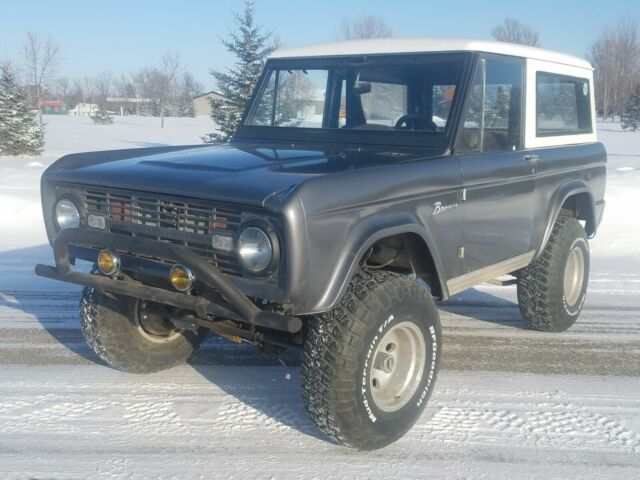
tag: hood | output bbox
[51,142,446,208]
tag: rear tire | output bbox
[517,215,589,332]
[79,287,205,373]
[301,271,442,450]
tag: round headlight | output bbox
[237,226,273,273]
[55,199,80,230]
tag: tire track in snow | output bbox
[1,286,639,374]
[0,366,638,479]
[1,282,639,477]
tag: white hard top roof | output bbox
[270,38,592,70]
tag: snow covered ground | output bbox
[0,115,639,479]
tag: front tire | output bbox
[517,215,589,332]
[79,287,205,373]
[301,271,442,450]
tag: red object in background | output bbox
[38,100,64,108]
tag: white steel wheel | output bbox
[563,245,585,307]
[369,321,427,412]
[134,300,182,344]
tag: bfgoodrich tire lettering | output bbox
[301,270,442,450]
[79,287,205,373]
[517,215,590,332]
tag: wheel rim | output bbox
[369,321,426,413]
[563,245,585,307]
[134,301,182,344]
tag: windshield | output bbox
[244,54,465,138]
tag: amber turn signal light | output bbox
[170,264,195,292]
[97,249,121,276]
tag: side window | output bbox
[275,70,328,128]
[536,72,592,136]
[360,82,408,127]
[432,85,456,129]
[456,58,524,154]
[246,69,328,127]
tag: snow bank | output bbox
[0,115,213,252]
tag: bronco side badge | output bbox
[433,201,459,215]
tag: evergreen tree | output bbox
[91,104,113,125]
[621,84,640,132]
[202,1,275,143]
[176,96,195,117]
[0,63,44,156]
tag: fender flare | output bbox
[326,221,450,311]
[534,180,596,260]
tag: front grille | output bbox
[80,188,246,276]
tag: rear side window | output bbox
[536,72,592,136]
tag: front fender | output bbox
[290,212,447,315]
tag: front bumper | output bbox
[34,228,301,333]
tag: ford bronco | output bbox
[36,38,606,450]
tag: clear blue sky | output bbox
[1,0,638,90]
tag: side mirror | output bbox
[353,81,372,95]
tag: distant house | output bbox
[39,99,68,115]
[69,103,99,116]
[193,90,226,117]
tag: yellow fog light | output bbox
[170,264,195,292]
[97,249,120,276]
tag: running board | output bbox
[446,250,534,295]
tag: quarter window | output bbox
[536,72,592,136]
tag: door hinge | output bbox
[459,188,467,202]
[457,246,465,259]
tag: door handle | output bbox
[522,154,539,164]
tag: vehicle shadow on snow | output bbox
[188,338,328,441]
[0,244,324,439]
[190,351,326,441]
[2,243,525,440]
[437,287,530,329]
[0,244,108,365]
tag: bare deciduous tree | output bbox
[158,52,182,127]
[589,18,640,119]
[82,76,95,105]
[21,32,61,123]
[94,71,113,102]
[69,79,84,106]
[176,72,203,117]
[54,76,69,101]
[491,17,540,47]
[114,74,135,99]
[338,15,392,40]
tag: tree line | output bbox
[9,33,205,120]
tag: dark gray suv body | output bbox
[37,39,606,450]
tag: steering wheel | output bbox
[394,114,437,131]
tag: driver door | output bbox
[454,55,536,277]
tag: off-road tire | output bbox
[79,287,205,373]
[517,215,589,332]
[301,270,442,450]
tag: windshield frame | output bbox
[235,52,475,148]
